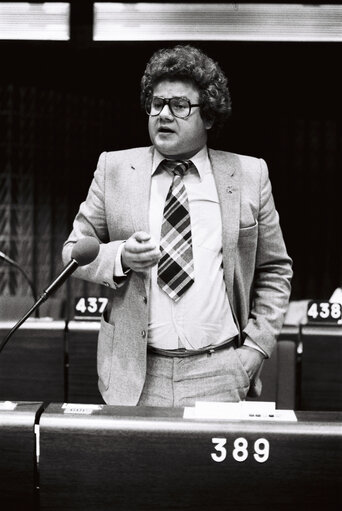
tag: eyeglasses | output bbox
[145,96,201,119]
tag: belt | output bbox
[147,337,237,358]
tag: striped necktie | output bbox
[157,159,195,301]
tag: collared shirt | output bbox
[115,145,264,354]
[147,146,238,349]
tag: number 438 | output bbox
[211,437,270,463]
[307,301,341,321]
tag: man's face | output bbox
[148,79,212,160]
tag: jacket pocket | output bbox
[233,348,251,388]
[97,311,115,390]
[239,221,258,238]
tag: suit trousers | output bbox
[137,344,251,407]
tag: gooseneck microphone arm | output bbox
[0,296,45,354]
[0,251,38,303]
[0,237,100,354]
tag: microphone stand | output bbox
[0,286,52,354]
[0,258,79,354]
[0,237,100,355]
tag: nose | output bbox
[159,102,174,119]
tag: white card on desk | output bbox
[183,401,297,421]
[62,403,103,415]
[0,400,17,411]
[183,401,241,420]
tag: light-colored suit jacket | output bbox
[62,146,293,405]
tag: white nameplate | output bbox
[0,401,17,411]
[183,401,297,421]
[62,403,103,415]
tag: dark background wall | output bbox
[0,37,341,306]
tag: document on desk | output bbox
[183,401,297,421]
[62,403,103,415]
[0,400,17,410]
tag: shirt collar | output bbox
[151,145,210,181]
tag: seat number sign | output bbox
[211,437,270,463]
[74,297,108,319]
[307,301,342,323]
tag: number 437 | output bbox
[211,437,270,463]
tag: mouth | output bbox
[157,126,175,135]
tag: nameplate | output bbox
[307,300,342,323]
[0,400,17,411]
[183,401,297,422]
[62,403,103,415]
[74,296,108,320]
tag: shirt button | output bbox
[141,330,146,338]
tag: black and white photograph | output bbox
[0,1,341,510]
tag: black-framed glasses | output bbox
[145,96,201,119]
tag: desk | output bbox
[39,404,342,511]
[0,320,65,402]
[0,401,44,511]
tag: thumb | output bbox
[247,377,263,398]
[134,231,151,243]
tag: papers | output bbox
[0,401,17,411]
[62,403,103,415]
[183,401,297,421]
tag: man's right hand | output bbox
[121,231,161,273]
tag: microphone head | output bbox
[71,237,100,266]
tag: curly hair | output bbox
[140,45,232,134]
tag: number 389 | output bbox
[211,437,270,463]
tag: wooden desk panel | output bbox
[278,324,301,342]
[39,405,342,511]
[301,324,342,411]
[0,320,65,402]
[0,401,44,511]
[66,321,103,404]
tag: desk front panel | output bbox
[39,405,342,511]
[66,321,103,404]
[0,320,65,402]
[0,401,43,511]
[301,324,342,410]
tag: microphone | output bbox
[0,237,100,354]
[40,237,100,302]
[0,251,14,265]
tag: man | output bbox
[62,45,292,407]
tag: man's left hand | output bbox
[235,345,265,381]
[236,345,265,397]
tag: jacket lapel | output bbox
[127,147,153,234]
[125,147,241,299]
[209,149,241,306]
[127,146,154,294]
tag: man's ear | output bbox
[205,118,214,130]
